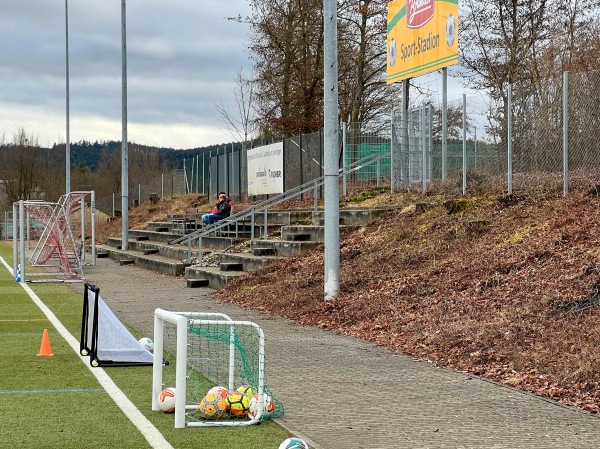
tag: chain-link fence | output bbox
[386,68,600,195]
[95,170,185,217]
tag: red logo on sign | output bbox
[406,0,434,29]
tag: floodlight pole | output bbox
[121,0,129,250]
[65,0,71,194]
[323,0,340,301]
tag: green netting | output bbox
[160,319,283,423]
[345,143,391,179]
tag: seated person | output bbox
[202,192,232,225]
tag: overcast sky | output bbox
[0,0,252,150]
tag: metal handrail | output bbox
[170,151,390,258]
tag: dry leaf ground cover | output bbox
[213,189,600,414]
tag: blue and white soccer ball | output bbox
[138,337,154,352]
[446,13,456,47]
[278,437,309,449]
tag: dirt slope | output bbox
[214,189,600,414]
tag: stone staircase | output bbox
[95,208,386,289]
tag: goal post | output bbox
[152,308,282,428]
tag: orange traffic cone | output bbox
[37,328,54,357]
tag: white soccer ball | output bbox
[278,437,309,449]
[206,385,228,398]
[158,387,176,413]
[248,392,276,419]
[388,38,397,67]
[446,13,456,47]
[138,337,153,352]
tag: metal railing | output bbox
[170,152,390,260]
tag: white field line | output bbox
[0,256,174,449]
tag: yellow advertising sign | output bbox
[387,0,458,84]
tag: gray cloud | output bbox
[0,0,252,148]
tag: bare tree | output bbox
[338,0,391,129]
[0,128,43,206]
[245,0,325,137]
[214,66,259,145]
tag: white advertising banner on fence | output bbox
[247,142,284,196]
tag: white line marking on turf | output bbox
[0,256,174,449]
[0,388,105,395]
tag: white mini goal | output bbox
[152,309,281,428]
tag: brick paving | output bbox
[78,257,600,449]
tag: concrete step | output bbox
[220,262,243,272]
[312,208,387,226]
[251,247,277,256]
[218,252,282,272]
[187,278,210,288]
[184,266,246,289]
[251,210,313,225]
[128,229,244,250]
[95,244,191,277]
[107,235,243,258]
[281,225,324,242]
[107,238,195,260]
[250,239,318,257]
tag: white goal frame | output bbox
[152,308,266,428]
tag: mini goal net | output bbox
[80,282,154,367]
[152,308,283,428]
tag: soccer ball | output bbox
[278,437,309,449]
[138,337,153,352]
[158,387,176,413]
[206,385,228,398]
[199,393,229,419]
[248,392,276,419]
[227,391,250,417]
[236,384,256,399]
[446,13,456,47]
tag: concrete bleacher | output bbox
[95,207,387,289]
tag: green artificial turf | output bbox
[0,242,295,448]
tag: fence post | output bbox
[462,94,467,195]
[19,200,25,283]
[390,111,396,193]
[299,134,304,199]
[342,122,347,196]
[12,202,17,275]
[422,104,427,194]
[80,198,85,261]
[508,84,513,194]
[408,109,413,183]
[428,104,433,184]
[474,126,478,170]
[91,190,96,264]
[442,67,448,181]
[402,80,408,186]
[563,71,569,197]
[228,144,233,197]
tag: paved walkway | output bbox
[78,257,600,449]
